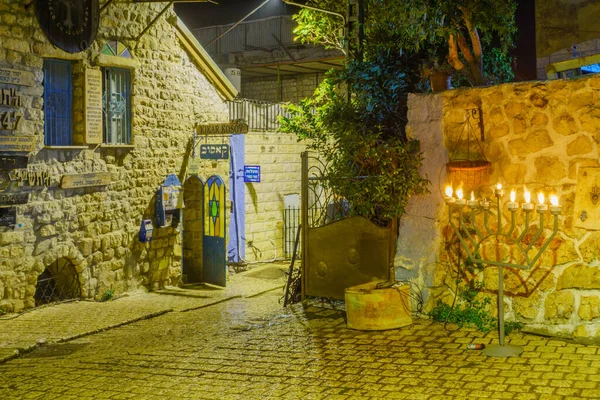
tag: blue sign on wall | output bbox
[200,144,229,160]
[244,165,260,183]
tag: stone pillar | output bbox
[395,93,446,304]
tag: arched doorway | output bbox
[183,175,204,283]
[34,258,81,306]
[203,175,227,286]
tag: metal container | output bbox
[345,281,412,331]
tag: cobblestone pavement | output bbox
[0,263,287,363]
[1,267,600,399]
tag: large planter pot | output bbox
[430,72,452,92]
[345,281,412,330]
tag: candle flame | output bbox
[470,191,475,201]
[445,185,453,197]
[538,192,545,204]
[456,188,464,200]
[496,183,502,190]
[510,190,516,203]
[524,187,531,203]
[550,195,559,207]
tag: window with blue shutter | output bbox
[102,67,131,144]
[43,59,73,146]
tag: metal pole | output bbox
[498,265,505,346]
[301,152,309,300]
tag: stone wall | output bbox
[244,129,305,261]
[0,1,229,311]
[242,73,321,104]
[400,73,600,339]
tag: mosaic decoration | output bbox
[101,40,132,58]
[204,176,225,238]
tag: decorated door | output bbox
[203,175,227,286]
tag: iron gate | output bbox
[34,258,81,306]
[300,152,394,300]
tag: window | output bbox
[102,67,131,145]
[43,59,72,146]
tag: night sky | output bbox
[175,0,536,81]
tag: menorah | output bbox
[444,183,562,357]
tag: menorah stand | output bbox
[446,189,560,357]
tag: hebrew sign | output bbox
[0,156,28,170]
[0,193,29,206]
[60,172,111,189]
[0,68,34,87]
[0,136,36,152]
[200,144,229,160]
[84,69,103,144]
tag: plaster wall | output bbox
[244,129,306,261]
[400,74,600,339]
[0,1,229,311]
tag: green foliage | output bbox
[281,51,429,224]
[292,0,518,86]
[292,1,346,53]
[428,280,523,335]
[100,288,114,302]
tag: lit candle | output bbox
[522,187,534,211]
[495,183,504,197]
[455,187,466,206]
[508,189,519,211]
[468,191,478,207]
[480,198,490,209]
[550,195,562,215]
[444,185,455,204]
[536,192,548,212]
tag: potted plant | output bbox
[420,52,454,92]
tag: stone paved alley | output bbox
[1,264,600,399]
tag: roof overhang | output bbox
[175,18,238,101]
[237,56,345,78]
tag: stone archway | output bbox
[35,258,81,306]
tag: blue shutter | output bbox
[103,68,131,144]
[43,59,72,146]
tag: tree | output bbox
[280,52,429,225]
[292,0,346,54]
[293,0,517,86]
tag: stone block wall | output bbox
[242,74,321,104]
[244,129,305,261]
[0,1,229,312]
[400,74,600,339]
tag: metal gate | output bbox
[203,175,227,287]
[301,152,394,300]
[34,258,81,306]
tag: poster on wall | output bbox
[84,69,103,144]
[35,0,100,53]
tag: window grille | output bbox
[43,59,73,146]
[102,67,131,144]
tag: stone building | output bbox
[191,14,344,103]
[0,1,245,312]
[399,73,600,339]
[536,0,600,79]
